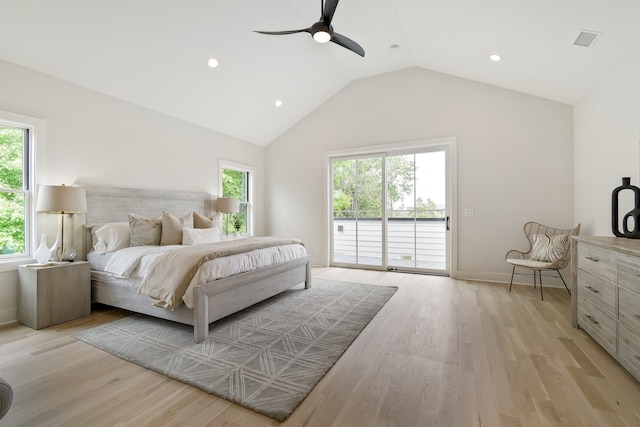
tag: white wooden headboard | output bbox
[78,186,212,259]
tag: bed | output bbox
[78,186,311,343]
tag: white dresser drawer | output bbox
[577,269,616,316]
[618,323,640,381]
[577,295,617,357]
[619,286,640,333]
[577,243,616,282]
[618,253,640,294]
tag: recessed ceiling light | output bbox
[274,99,283,108]
[489,53,502,62]
[207,58,219,68]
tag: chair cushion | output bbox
[506,258,554,269]
[529,233,570,263]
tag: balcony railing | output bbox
[332,215,447,270]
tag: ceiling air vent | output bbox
[573,30,601,48]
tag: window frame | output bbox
[218,159,255,236]
[0,110,44,271]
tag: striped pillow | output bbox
[529,233,570,263]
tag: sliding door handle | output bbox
[446,216,450,230]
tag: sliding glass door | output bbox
[331,155,385,267]
[386,150,447,273]
[331,145,450,275]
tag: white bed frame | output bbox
[79,186,311,343]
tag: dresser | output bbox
[18,261,91,329]
[571,236,640,382]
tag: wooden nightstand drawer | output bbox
[577,244,616,282]
[577,295,617,357]
[577,269,616,316]
[618,253,640,294]
[619,323,640,381]
[18,261,91,329]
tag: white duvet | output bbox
[96,241,307,309]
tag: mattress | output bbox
[88,241,307,309]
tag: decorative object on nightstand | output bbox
[34,233,50,264]
[18,261,91,329]
[216,197,239,237]
[36,184,87,261]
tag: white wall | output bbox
[265,67,574,283]
[574,55,640,236]
[0,62,578,324]
[0,59,265,324]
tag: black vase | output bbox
[612,177,640,238]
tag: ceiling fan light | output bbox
[311,21,332,43]
[313,30,331,43]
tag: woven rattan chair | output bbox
[505,221,580,300]
[0,377,12,420]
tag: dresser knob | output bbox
[585,256,599,262]
[585,286,599,293]
[635,355,640,362]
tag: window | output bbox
[219,160,254,236]
[0,122,31,259]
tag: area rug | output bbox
[73,279,397,421]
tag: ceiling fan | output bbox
[254,0,365,57]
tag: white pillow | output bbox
[182,227,221,246]
[93,222,131,254]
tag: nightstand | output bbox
[18,261,91,329]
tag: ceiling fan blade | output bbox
[331,32,365,57]
[322,0,339,25]
[253,28,310,36]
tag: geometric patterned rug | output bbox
[73,279,397,421]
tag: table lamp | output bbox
[36,184,87,261]
[216,197,239,237]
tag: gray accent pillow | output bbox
[161,211,194,245]
[129,213,162,246]
[529,233,570,262]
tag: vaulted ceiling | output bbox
[1,0,639,146]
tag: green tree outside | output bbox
[332,156,441,219]
[221,169,247,234]
[0,126,25,254]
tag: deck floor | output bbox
[333,254,447,271]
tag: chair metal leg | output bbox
[509,266,516,292]
[557,270,571,296]
[538,270,544,300]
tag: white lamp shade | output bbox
[36,185,87,213]
[216,197,239,213]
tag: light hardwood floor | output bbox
[1,267,639,426]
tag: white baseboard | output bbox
[452,269,571,289]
